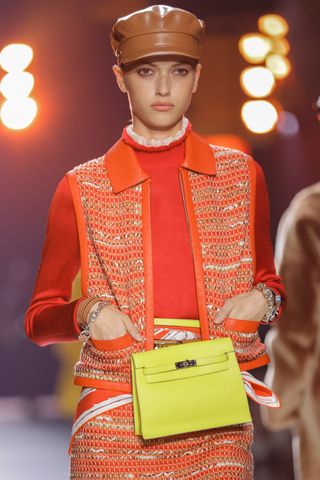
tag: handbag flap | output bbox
[143,352,228,375]
[144,361,229,384]
[131,337,234,370]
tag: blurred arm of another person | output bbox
[262,183,320,430]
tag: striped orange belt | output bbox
[153,317,201,347]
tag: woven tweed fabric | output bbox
[67,144,266,386]
[187,146,266,363]
[69,155,147,385]
[70,401,254,479]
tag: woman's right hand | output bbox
[84,303,144,342]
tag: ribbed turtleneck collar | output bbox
[122,117,192,152]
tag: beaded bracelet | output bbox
[77,298,101,330]
[78,300,109,342]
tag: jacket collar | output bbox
[104,130,216,194]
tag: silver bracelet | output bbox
[78,300,109,342]
[252,282,282,324]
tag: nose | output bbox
[156,73,170,97]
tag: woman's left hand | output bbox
[214,289,267,324]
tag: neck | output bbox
[130,117,184,141]
[125,117,189,148]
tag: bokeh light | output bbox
[258,14,289,37]
[238,34,272,64]
[266,54,291,79]
[241,100,279,134]
[0,43,37,130]
[277,111,300,136]
[240,67,275,98]
[1,97,37,130]
[0,44,33,72]
[0,72,35,99]
[270,37,290,56]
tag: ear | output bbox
[192,63,202,93]
[112,64,127,93]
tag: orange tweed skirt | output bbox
[70,394,253,479]
[70,325,254,479]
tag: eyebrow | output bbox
[139,62,190,67]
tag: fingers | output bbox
[214,308,228,324]
[121,314,144,342]
[108,305,144,341]
[91,305,144,342]
[214,299,232,324]
[214,291,267,324]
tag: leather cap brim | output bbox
[118,32,201,65]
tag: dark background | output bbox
[0,1,319,478]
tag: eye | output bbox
[174,67,190,76]
[137,67,153,76]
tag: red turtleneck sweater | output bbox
[25,125,286,345]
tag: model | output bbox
[25,5,287,479]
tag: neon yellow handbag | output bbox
[131,335,252,440]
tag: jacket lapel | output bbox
[104,130,216,194]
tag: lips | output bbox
[152,103,173,106]
[151,103,174,111]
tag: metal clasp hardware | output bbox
[175,359,197,369]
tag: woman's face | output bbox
[113,58,201,133]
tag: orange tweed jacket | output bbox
[66,130,271,393]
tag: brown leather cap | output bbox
[110,5,205,65]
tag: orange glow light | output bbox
[258,14,289,37]
[1,97,37,130]
[266,54,291,79]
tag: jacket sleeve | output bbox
[262,189,320,429]
[24,175,85,346]
[253,160,287,320]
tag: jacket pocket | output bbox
[76,331,139,385]
[90,331,135,352]
[222,317,266,365]
[224,317,260,333]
